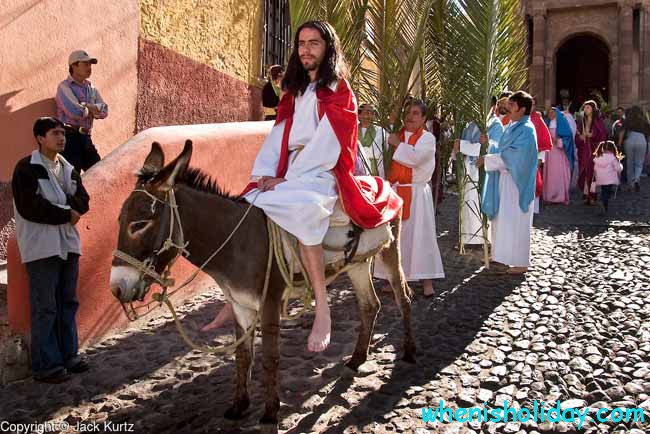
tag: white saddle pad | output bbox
[279,205,393,272]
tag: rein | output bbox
[112,187,315,354]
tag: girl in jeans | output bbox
[593,141,623,213]
[617,106,650,192]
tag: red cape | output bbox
[531,111,552,153]
[242,80,402,229]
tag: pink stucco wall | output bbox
[0,0,140,182]
[7,121,272,345]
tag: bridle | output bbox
[112,188,189,319]
[112,186,259,322]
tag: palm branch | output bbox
[430,0,527,266]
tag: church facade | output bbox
[523,0,650,110]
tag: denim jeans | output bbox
[25,255,81,378]
[624,133,648,184]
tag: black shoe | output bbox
[67,359,90,374]
[35,370,71,384]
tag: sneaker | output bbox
[67,359,90,374]
[34,369,71,384]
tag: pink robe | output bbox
[543,121,571,204]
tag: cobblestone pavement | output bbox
[1,179,649,434]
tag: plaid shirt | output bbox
[55,76,108,129]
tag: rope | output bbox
[152,218,276,354]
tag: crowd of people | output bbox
[12,19,650,383]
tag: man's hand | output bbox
[70,209,81,225]
[453,139,460,153]
[258,176,286,191]
[475,156,485,168]
[86,104,101,118]
[479,134,489,145]
[387,133,401,147]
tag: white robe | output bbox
[358,126,388,178]
[484,152,534,267]
[456,140,488,245]
[244,82,341,246]
[374,131,445,280]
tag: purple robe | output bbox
[575,116,607,198]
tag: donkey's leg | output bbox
[379,218,417,363]
[345,260,381,372]
[259,289,282,427]
[224,302,257,420]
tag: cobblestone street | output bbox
[1,180,649,434]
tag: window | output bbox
[263,0,291,73]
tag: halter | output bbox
[112,188,188,307]
[112,186,259,321]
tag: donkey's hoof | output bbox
[258,421,279,434]
[224,399,250,420]
[341,363,359,378]
[402,351,417,364]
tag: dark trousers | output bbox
[25,255,80,378]
[600,184,615,209]
[264,115,277,121]
[62,131,101,173]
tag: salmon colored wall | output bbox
[0,0,140,182]
[7,121,273,345]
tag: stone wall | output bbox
[137,0,264,130]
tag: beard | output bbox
[498,107,508,115]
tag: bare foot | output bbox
[506,266,528,275]
[422,279,434,297]
[201,303,234,331]
[307,306,331,352]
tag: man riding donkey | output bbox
[202,21,402,352]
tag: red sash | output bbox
[387,128,424,220]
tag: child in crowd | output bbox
[593,140,623,214]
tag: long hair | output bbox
[623,105,650,135]
[594,140,623,160]
[581,100,600,119]
[281,21,349,95]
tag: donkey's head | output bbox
[110,140,193,303]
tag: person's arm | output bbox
[91,87,108,119]
[55,82,89,123]
[618,128,625,148]
[12,163,72,224]
[66,170,90,214]
[250,121,286,179]
[391,133,436,169]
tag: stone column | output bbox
[641,4,650,107]
[618,1,634,107]
[531,9,547,103]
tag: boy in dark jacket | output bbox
[12,117,90,383]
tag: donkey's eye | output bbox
[128,220,152,236]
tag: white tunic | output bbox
[358,126,388,178]
[244,82,341,246]
[484,152,534,267]
[456,140,488,245]
[374,131,445,280]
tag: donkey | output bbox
[110,140,416,429]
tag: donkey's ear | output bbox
[152,140,193,192]
[142,142,165,174]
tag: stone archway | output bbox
[555,33,610,108]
